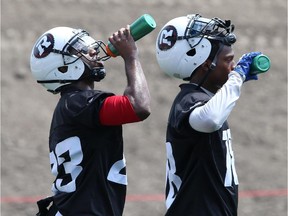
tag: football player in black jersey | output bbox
[30,25,150,215]
[156,14,261,215]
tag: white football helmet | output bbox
[30,27,110,93]
[156,14,236,80]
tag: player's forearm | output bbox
[124,57,151,120]
[189,71,243,132]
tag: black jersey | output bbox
[49,86,127,216]
[165,83,238,216]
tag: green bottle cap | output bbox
[250,54,271,74]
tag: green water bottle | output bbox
[249,54,271,75]
[106,14,157,57]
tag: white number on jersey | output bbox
[50,137,83,193]
[107,156,128,185]
[50,137,128,194]
[223,129,239,187]
[165,142,182,209]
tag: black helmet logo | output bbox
[34,33,54,58]
[157,25,178,51]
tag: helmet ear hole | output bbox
[186,48,196,56]
[58,66,68,73]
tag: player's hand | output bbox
[234,52,261,82]
[108,25,138,61]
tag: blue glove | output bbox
[234,52,262,82]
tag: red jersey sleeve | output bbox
[99,95,141,125]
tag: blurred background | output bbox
[1,0,287,215]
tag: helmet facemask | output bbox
[63,30,110,82]
[182,14,236,70]
[65,30,111,62]
[182,14,236,50]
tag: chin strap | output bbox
[197,44,224,89]
[196,68,213,89]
